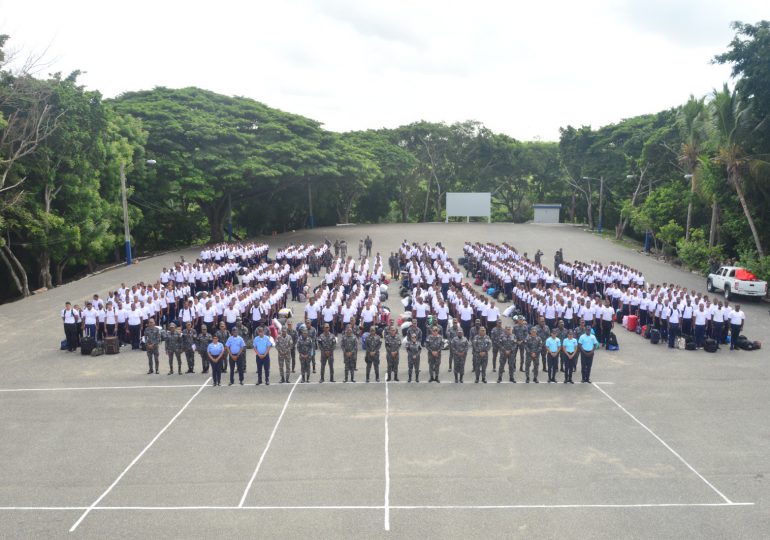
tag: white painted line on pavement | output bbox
[384,380,391,531]
[68,378,211,532]
[592,382,734,505]
[238,375,302,507]
[0,384,203,393]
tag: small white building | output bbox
[533,203,561,224]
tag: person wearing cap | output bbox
[207,334,225,386]
[316,324,336,383]
[275,327,294,383]
[61,301,80,352]
[164,323,184,375]
[215,321,230,373]
[578,326,599,383]
[252,325,272,385]
[225,327,246,385]
[490,319,503,372]
[196,325,212,373]
[497,326,516,383]
[182,321,197,373]
[561,330,578,383]
[144,318,162,374]
[296,328,313,383]
[545,329,561,383]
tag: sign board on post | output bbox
[445,192,491,223]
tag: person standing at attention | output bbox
[208,335,225,386]
[253,326,272,385]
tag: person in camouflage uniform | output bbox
[469,319,483,340]
[497,326,517,383]
[524,327,542,383]
[275,327,294,383]
[235,317,251,375]
[182,321,197,373]
[144,318,162,374]
[215,321,230,373]
[405,333,422,383]
[472,326,492,383]
[296,328,313,383]
[365,329,383,382]
[384,326,401,382]
[196,325,213,374]
[535,317,550,372]
[450,328,469,383]
[286,321,298,374]
[425,326,444,383]
[304,318,318,373]
[446,319,461,372]
[317,323,336,383]
[512,317,529,372]
[405,323,422,346]
[555,320,569,372]
[340,325,358,383]
[164,323,183,375]
[490,319,504,372]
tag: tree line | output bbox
[1,21,769,301]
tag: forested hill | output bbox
[1,21,769,301]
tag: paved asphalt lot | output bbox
[0,222,768,539]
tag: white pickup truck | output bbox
[707,266,767,300]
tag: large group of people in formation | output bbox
[59,235,750,387]
[465,242,748,352]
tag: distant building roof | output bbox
[533,204,562,209]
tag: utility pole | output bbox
[307,176,314,229]
[227,191,232,242]
[120,159,156,265]
[598,175,604,234]
[120,162,132,265]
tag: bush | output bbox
[737,249,770,285]
[677,230,723,276]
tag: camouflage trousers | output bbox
[167,351,182,373]
[386,352,399,379]
[278,353,291,381]
[525,352,539,380]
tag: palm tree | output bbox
[710,84,766,257]
[676,96,708,240]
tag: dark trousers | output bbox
[580,351,594,382]
[694,324,706,348]
[211,359,222,385]
[129,324,141,350]
[416,317,427,343]
[84,324,97,339]
[711,321,723,342]
[497,351,514,381]
[668,323,679,348]
[64,323,78,351]
[681,318,692,336]
[320,352,334,381]
[601,320,612,346]
[547,353,559,381]
[229,354,245,383]
[257,355,270,383]
[565,353,577,382]
[730,324,742,350]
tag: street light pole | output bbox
[598,175,604,234]
[119,162,132,265]
[120,159,156,266]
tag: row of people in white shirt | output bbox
[304,281,384,332]
[322,255,384,288]
[199,243,269,263]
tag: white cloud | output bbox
[0,0,766,140]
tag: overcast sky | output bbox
[1,0,766,141]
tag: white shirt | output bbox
[82,308,97,325]
[61,308,78,324]
[729,310,745,325]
